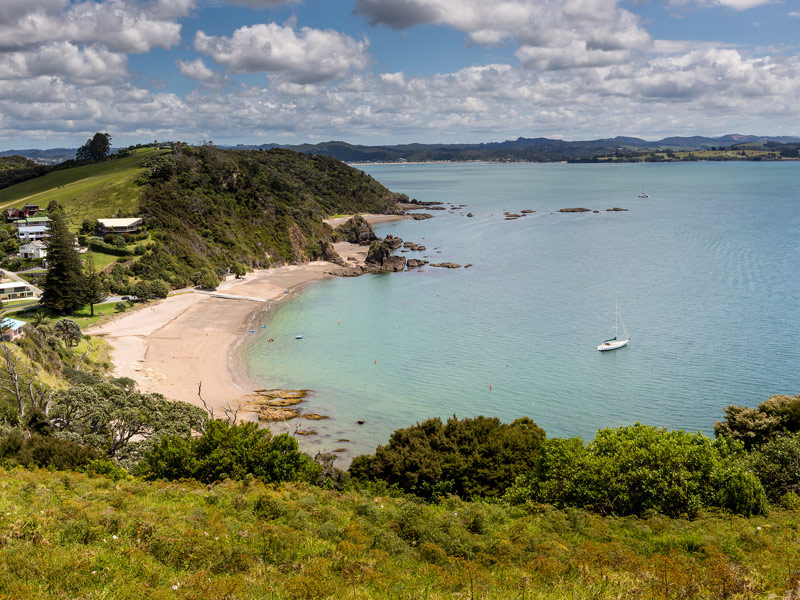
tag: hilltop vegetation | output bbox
[133,144,402,286]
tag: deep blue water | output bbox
[239,161,800,461]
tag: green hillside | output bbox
[0,147,168,226]
[0,468,797,600]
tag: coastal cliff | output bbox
[136,144,405,284]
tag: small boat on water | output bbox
[295,334,304,339]
[638,192,649,198]
[598,303,630,351]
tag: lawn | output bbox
[0,147,169,227]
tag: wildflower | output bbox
[112,535,118,540]
[756,526,762,531]
[92,571,97,575]
[172,584,179,590]
[204,531,209,536]
[214,537,219,541]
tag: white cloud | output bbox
[224,0,298,7]
[666,0,776,9]
[176,57,231,88]
[0,0,183,53]
[194,23,370,83]
[354,0,650,71]
[0,43,128,85]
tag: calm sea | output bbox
[239,161,800,462]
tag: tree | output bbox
[76,132,112,162]
[41,209,85,314]
[138,420,319,484]
[148,279,170,299]
[48,382,207,466]
[54,319,82,347]
[198,270,219,290]
[82,254,107,316]
[349,415,546,500]
[132,280,152,301]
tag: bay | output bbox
[239,161,800,462]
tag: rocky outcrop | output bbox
[411,213,434,220]
[366,240,407,272]
[466,213,474,217]
[606,207,629,211]
[384,234,403,249]
[320,240,346,266]
[336,215,379,245]
[521,209,535,213]
[559,207,591,213]
[406,258,429,268]
[430,262,461,268]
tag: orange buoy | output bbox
[489,384,493,390]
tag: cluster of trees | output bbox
[349,395,800,517]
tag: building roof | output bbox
[0,282,31,290]
[17,226,48,233]
[17,216,50,224]
[0,318,26,330]
[20,240,46,248]
[98,218,142,227]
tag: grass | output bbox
[0,468,798,599]
[0,148,169,227]
[86,250,127,271]
[15,301,124,330]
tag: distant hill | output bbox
[229,133,800,163]
[0,147,77,165]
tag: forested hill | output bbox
[135,144,403,282]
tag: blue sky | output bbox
[0,0,798,150]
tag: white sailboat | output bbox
[597,303,630,351]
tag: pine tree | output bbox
[41,209,85,314]
[82,254,107,316]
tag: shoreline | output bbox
[87,213,408,415]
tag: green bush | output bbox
[714,394,800,449]
[138,420,321,485]
[750,433,800,502]
[505,423,767,517]
[0,429,100,470]
[349,415,545,500]
[88,238,134,256]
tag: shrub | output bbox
[714,394,800,449]
[505,424,767,517]
[0,429,100,470]
[139,420,321,485]
[114,301,127,312]
[349,415,545,500]
[750,433,800,502]
[148,279,170,299]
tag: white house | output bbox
[19,240,47,260]
[97,218,143,234]
[0,282,35,301]
[15,216,50,241]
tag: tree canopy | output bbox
[76,132,112,162]
[41,209,85,314]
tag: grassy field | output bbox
[0,148,169,226]
[0,468,798,599]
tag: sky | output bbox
[0,0,798,150]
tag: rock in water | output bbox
[336,215,379,245]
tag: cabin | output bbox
[19,240,47,260]
[5,204,39,222]
[15,216,51,241]
[0,318,27,341]
[97,218,143,235]
[0,282,36,301]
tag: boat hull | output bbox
[598,338,630,351]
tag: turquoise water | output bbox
[240,161,800,461]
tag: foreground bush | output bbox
[349,415,545,499]
[505,424,767,517]
[138,420,321,484]
[750,432,800,502]
[0,468,797,599]
[0,429,99,470]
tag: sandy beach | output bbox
[88,214,406,413]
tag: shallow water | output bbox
[239,161,800,462]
